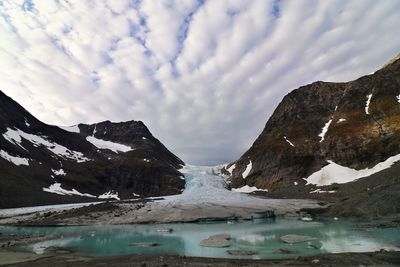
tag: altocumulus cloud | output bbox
[0,0,399,165]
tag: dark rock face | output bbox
[0,91,184,208]
[228,55,400,191]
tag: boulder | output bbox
[280,234,317,244]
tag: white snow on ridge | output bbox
[232,185,268,193]
[98,191,120,200]
[59,125,80,133]
[86,136,133,153]
[365,94,373,115]
[284,136,295,147]
[0,150,29,166]
[52,168,66,176]
[43,183,95,198]
[2,128,89,162]
[304,153,400,186]
[242,160,252,179]
[319,119,332,143]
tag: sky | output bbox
[0,0,399,165]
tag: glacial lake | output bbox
[1,218,399,259]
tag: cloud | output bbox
[0,0,399,165]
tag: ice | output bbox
[337,118,346,123]
[365,94,372,114]
[304,153,400,186]
[98,191,120,200]
[59,125,80,133]
[2,128,90,162]
[242,160,252,179]
[0,149,29,166]
[284,136,295,147]
[86,136,133,153]
[319,119,332,143]
[52,168,66,176]
[43,183,95,198]
[232,185,268,193]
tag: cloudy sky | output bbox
[0,0,399,165]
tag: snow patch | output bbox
[43,183,95,198]
[284,136,295,147]
[232,185,268,193]
[294,181,298,186]
[304,153,400,186]
[98,191,120,200]
[132,193,140,197]
[319,119,332,143]
[143,158,150,162]
[242,160,252,179]
[310,189,336,194]
[59,125,80,133]
[142,137,147,140]
[337,118,346,123]
[226,164,236,175]
[24,118,30,127]
[0,150,29,166]
[2,128,89,162]
[365,94,373,115]
[397,94,400,104]
[52,168,66,176]
[86,136,133,153]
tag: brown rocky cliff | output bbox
[229,55,400,191]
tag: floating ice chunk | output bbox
[98,191,120,200]
[242,161,252,179]
[0,150,29,166]
[337,118,346,123]
[43,183,95,197]
[86,136,133,153]
[304,153,400,186]
[365,94,373,115]
[284,136,295,147]
[319,119,332,143]
[232,185,268,193]
[59,125,80,133]
[226,164,236,175]
[52,168,66,176]
[2,128,89,162]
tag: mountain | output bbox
[226,54,400,211]
[0,91,184,208]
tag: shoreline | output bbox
[1,249,399,267]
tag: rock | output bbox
[307,244,318,250]
[199,235,230,248]
[311,259,320,264]
[227,250,258,256]
[209,234,231,240]
[129,242,160,247]
[280,234,317,244]
[274,248,299,254]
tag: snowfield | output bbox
[86,136,133,153]
[305,153,400,186]
[2,128,90,162]
[0,149,30,166]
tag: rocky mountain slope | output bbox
[0,91,184,208]
[226,54,400,199]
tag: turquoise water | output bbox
[1,218,399,259]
